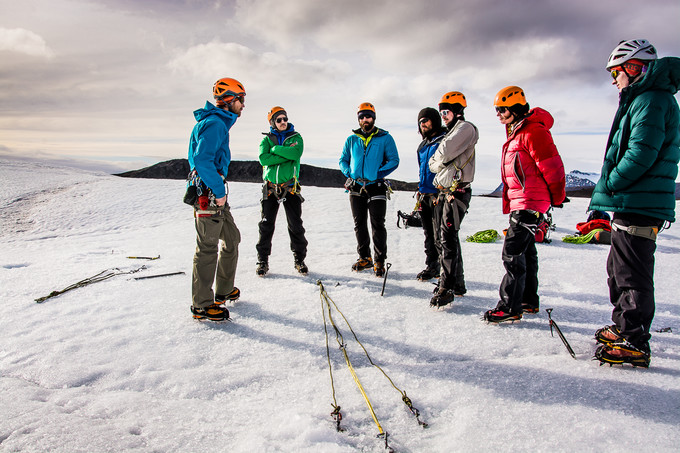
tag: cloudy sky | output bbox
[1,0,679,188]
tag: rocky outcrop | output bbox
[114,159,418,192]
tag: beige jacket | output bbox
[429,120,478,190]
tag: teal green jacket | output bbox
[259,126,303,184]
[589,57,680,222]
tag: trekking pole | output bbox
[546,308,576,358]
[127,255,160,260]
[380,263,392,297]
[133,271,185,280]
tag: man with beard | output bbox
[415,107,448,282]
[339,102,400,277]
[186,77,245,322]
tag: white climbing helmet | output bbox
[606,39,657,70]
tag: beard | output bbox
[360,118,375,133]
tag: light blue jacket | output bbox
[339,128,399,183]
[187,101,237,198]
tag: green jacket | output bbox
[589,57,680,222]
[259,128,304,184]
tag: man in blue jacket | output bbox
[339,102,400,277]
[186,77,245,322]
[590,40,680,367]
[415,107,447,281]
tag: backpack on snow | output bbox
[397,209,422,228]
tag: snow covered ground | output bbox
[1,158,679,453]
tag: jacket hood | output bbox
[523,107,554,129]
[506,107,553,138]
[629,56,680,96]
[193,101,237,123]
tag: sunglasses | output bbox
[358,113,374,120]
[275,116,288,124]
[495,106,508,114]
[418,118,431,125]
[610,68,621,80]
[439,109,451,117]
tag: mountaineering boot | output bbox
[256,261,269,277]
[522,304,539,314]
[595,324,621,344]
[594,339,650,368]
[483,308,522,324]
[453,286,467,297]
[417,267,440,281]
[430,288,454,308]
[374,261,385,278]
[295,260,309,275]
[215,287,240,305]
[191,304,230,322]
[352,257,373,272]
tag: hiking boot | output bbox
[595,324,621,345]
[256,261,269,277]
[483,308,522,324]
[294,260,308,275]
[352,257,373,272]
[430,288,454,308]
[374,261,385,278]
[522,304,539,314]
[417,268,439,281]
[191,304,230,322]
[594,339,650,368]
[215,287,240,305]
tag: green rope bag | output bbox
[562,229,603,244]
[466,229,500,243]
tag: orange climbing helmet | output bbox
[439,91,467,109]
[267,106,286,123]
[494,86,527,107]
[213,77,246,106]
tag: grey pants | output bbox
[192,205,241,308]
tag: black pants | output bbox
[420,193,439,271]
[434,189,470,292]
[497,210,540,314]
[349,182,387,262]
[256,191,308,263]
[607,213,662,349]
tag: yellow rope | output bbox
[319,281,385,434]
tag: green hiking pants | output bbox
[192,205,241,308]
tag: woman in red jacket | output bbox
[484,86,566,323]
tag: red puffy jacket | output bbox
[501,108,566,214]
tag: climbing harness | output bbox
[264,178,302,204]
[35,265,147,303]
[318,280,427,451]
[611,221,659,241]
[546,308,576,358]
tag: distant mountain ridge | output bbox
[485,170,600,198]
[115,159,419,192]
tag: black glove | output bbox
[553,196,570,208]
